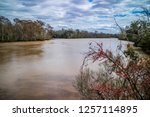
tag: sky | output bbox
[0,0,149,33]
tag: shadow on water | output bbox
[0,87,12,100]
[0,42,44,64]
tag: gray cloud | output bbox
[0,0,148,33]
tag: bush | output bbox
[118,7,150,53]
[75,42,150,100]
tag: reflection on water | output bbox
[0,38,129,99]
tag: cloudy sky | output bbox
[0,0,149,33]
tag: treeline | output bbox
[53,29,116,38]
[0,16,116,42]
[118,7,150,53]
[0,16,53,42]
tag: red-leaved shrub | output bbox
[75,42,150,100]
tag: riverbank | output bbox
[0,37,117,42]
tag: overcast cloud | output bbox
[0,0,149,33]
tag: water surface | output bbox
[0,38,129,99]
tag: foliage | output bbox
[118,7,150,52]
[0,16,117,42]
[75,42,150,100]
[0,16,53,42]
[53,29,116,39]
[124,44,139,60]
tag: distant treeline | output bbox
[53,29,117,39]
[0,16,117,42]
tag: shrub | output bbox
[75,42,150,100]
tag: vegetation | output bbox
[118,7,150,53]
[75,42,150,99]
[53,29,116,39]
[0,16,117,42]
[0,16,53,42]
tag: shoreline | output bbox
[0,37,117,43]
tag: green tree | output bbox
[0,16,53,42]
[118,7,150,52]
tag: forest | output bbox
[0,16,53,41]
[0,16,116,42]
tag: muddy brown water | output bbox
[0,38,129,99]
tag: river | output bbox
[0,38,129,99]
